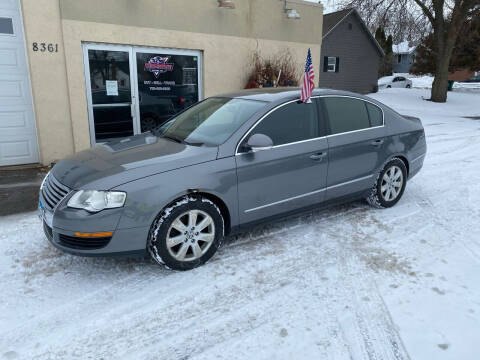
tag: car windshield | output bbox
[153,97,266,146]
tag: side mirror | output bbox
[246,133,274,152]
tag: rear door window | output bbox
[323,97,370,135]
[248,101,319,146]
[365,102,383,127]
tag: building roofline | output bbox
[288,0,324,8]
[322,8,385,57]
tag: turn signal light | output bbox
[74,232,114,238]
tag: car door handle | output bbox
[309,152,327,161]
[370,139,384,147]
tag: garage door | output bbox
[0,0,38,166]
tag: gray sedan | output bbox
[39,88,426,270]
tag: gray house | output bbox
[319,9,384,94]
[392,41,416,73]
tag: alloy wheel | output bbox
[381,165,404,202]
[166,210,215,262]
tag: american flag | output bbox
[300,48,315,103]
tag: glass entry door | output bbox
[83,44,138,144]
[83,44,202,145]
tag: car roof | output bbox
[217,87,370,102]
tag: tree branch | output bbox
[412,0,435,24]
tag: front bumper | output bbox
[39,194,149,258]
[42,218,148,257]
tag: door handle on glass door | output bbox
[309,152,327,161]
[371,139,384,147]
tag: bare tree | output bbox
[413,0,478,102]
[340,0,430,43]
[339,0,479,102]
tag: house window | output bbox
[327,57,336,72]
[0,18,14,35]
[397,54,402,63]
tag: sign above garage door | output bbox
[0,1,39,166]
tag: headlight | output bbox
[67,190,126,212]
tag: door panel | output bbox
[85,48,135,143]
[0,5,39,166]
[236,138,329,224]
[321,96,387,200]
[326,128,385,199]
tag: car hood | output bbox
[52,133,218,189]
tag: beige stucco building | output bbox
[0,0,323,166]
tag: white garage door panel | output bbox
[0,109,26,128]
[1,140,31,158]
[0,48,18,65]
[0,2,38,166]
[0,76,24,100]
[0,1,20,11]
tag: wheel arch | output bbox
[390,154,409,175]
[163,190,232,235]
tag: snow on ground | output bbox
[384,73,480,90]
[1,89,480,360]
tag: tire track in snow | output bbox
[2,203,411,360]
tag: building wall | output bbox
[19,0,323,165]
[392,53,414,73]
[319,12,380,94]
[20,0,75,165]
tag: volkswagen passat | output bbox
[39,88,426,270]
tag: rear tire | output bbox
[367,158,407,208]
[148,196,224,270]
[406,84,411,88]
[386,85,392,88]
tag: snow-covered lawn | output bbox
[382,73,480,90]
[1,88,479,360]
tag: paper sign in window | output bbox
[106,80,118,96]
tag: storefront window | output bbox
[136,52,199,132]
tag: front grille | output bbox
[43,221,53,240]
[41,173,71,211]
[58,234,112,250]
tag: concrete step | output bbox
[0,166,49,216]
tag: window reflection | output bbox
[136,52,199,132]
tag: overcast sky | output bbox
[304,0,339,13]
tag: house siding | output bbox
[319,12,380,94]
[392,53,415,73]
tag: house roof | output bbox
[322,8,385,57]
[392,41,416,54]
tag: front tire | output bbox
[148,196,224,270]
[367,158,407,208]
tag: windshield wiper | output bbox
[163,134,204,146]
[163,135,184,144]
